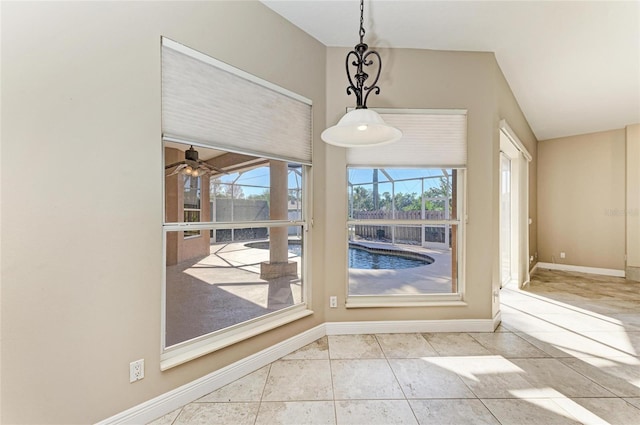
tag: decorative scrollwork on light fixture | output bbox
[321,0,402,148]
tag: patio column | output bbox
[260,160,297,283]
[270,159,289,263]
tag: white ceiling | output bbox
[262,0,640,141]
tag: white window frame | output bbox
[160,37,313,370]
[161,153,313,370]
[345,167,466,308]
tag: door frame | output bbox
[499,120,532,288]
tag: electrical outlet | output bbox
[130,359,144,383]
[560,252,566,259]
[329,296,337,308]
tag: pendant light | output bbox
[321,0,402,148]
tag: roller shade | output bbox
[161,38,312,164]
[347,110,467,168]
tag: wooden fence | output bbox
[351,210,448,244]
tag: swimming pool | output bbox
[348,246,433,270]
[245,241,433,270]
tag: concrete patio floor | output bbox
[166,240,453,347]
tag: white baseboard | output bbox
[97,325,325,425]
[325,318,496,335]
[493,310,502,330]
[536,262,625,278]
[98,318,497,424]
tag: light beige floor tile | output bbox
[147,408,182,425]
[580,330,640,356]
[173,403,259,425]
[422,332,492,356]
[282,337,330,360]
[262,359,333,401]
[517,331,633,359]
[375,333,438,358]
[469,331,550,358]
[481,398,580,425]
[331,359,405,400]
[426,356,536,398]
[408,399,500,425]
[499,306,567,333]
[255,401,336,425]
[609,314,640,330]
[335,400,418,425]
[493,324,511,332]
[197,365,269,402]
[534,312,631,333]
[388,358,475,399]
[624,397,640,409]
[328,334,384,359]
[510,358,615,397]
[553,397,640,425]
[559,357,640,397]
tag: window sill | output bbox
[345,294,466,308]
[161,306,313,371]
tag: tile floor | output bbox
[150,269,640,424]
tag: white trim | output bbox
[499,120,532,162]
[536,262,625,278]
[345,298,465,309]
[325,319,495,335]
[161,307,313,370]
[97,325,326,425]
[370,108,468,116]
[99,318,497,424]
[493,310,502,330]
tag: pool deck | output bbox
[347,241,454,295]
[166,239,454,345]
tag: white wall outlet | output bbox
[560,252,566,259]
[129,359,144,383]
[329,296,337,308]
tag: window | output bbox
[161,37,312,368]
[347,168,464,302]
[345,110,467,307]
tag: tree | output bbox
[351,186,373,211]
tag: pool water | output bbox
[245,241,432,270]
[349,246,432,270]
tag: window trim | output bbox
[345,168,467,308]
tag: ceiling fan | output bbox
[165,145,225,178]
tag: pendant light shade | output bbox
[322,0,401,148]
[321,109,402,147]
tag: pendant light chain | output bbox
[359,0,365,44]
[346,0,382,109]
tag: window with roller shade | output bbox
[346,110,467,307]
[161,38,312,368]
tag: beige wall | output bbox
[627,124,640,279]
[1,2,537,423]
[495,63,538,269]
[1,2,326,423]
[538,129,626,270]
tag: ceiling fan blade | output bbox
[165,160,185,170]
[199,161,227,174]
[165,163,186,177]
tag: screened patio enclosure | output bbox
[348,168,456,249]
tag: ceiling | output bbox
[261,0,640,141]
